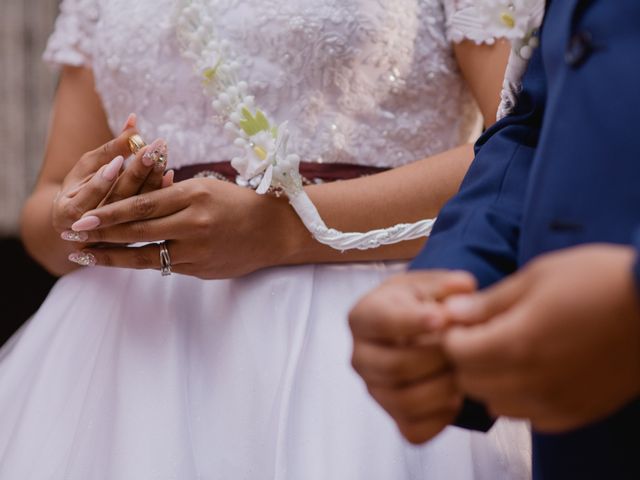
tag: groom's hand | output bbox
[349,271,477,443]
[442,245,640,433]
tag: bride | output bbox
[2,0,538,478]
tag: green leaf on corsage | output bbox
[239,107,271,136]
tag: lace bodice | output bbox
[45,0,498,170]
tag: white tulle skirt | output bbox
[0,263,531,479]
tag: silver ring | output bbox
[159,241,172,276]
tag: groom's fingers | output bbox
[368,373,461,422]
[349,293,443,342]
[396,409,459,445]
[430,270,478,301]
[443,271,528,326]
[350,272,479,343]
[389,271,477,303]
[455,368,553,423]
[351,341,449,387]
[443,305,530,372]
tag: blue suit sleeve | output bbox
[633,228,640,297]
[409,47,547,432]
[410,46,546,289]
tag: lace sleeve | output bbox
[442,0,545,45]
[442,0,546,120]
[43,0,99,68]
[442,0,497,44]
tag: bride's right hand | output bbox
[53,120,171,240]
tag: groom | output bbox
[349,0,640,478]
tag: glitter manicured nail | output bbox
[68,252,97,267]
[61,231,89,242]
[142,139,168,169]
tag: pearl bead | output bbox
[520,45,533,59]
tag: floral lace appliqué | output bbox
[43,0,490,171]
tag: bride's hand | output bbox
[104,114,173,203]
[55,118,172,241]
[63,178,294,278]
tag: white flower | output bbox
[232,130,277,184]
[271,153,302,193]
[477,0,542,41]
[229,122,304,195]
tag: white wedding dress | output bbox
[0,0,532,478]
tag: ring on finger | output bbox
[159,241,172,277]
[128,134,146,154]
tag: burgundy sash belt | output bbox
[173,161,389,184]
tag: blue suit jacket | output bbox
[411,0,640,478]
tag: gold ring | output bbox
[128,134,146,154]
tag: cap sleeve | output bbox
[442,0,545,45]
[442,0,493,44]
[43,0,99,68]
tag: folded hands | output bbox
[57,121,291,278]
[349,245,640,442]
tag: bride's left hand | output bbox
[63,178,296,279]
